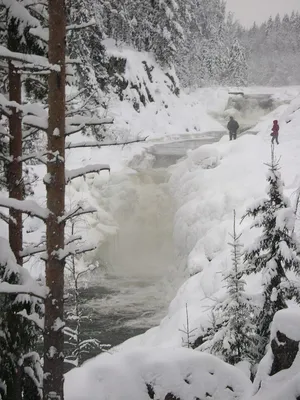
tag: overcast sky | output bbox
[226,0,300,27]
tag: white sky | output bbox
[226,0,300,27]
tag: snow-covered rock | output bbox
[251,308,300,400]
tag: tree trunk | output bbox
[43,0,66,399]
[7,16,23,400]
[7,19,23,267]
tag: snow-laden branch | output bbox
[65,164,110,183]
[18,310,44,330]
[0,45,60,71]
[21,150,49,164]
[21,235,82,258]
[66,136,148,149]
[29,26,48,42]
[30,18,95,44]
[4,0,41,29]
[58,205,97,224]
[23,116,113,134]
[0,94,47,126]
[0,282,46,300]
[66,18,96,31]
[65,116,114,136]
[0,237,48,301]
[56,244,97,260]
[22,115,47,131]
[0,197,50,220]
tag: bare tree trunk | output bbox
[7,19,23,267]
[43,0,66,398]
[7,16,23,400]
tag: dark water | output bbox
[77,286,150,349]
[64,285,150,371]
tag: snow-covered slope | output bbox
[90,39,225,141]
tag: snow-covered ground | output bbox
[65,347,252,400]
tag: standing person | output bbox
[271,120,279,144]
[227,116,239,141]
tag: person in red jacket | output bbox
[271,120,279,144]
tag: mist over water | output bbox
[84,168,183,329]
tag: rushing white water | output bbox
[85,167,184,329]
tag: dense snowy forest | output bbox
[68,0,300,98]
[0,0,300,400]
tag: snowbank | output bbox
[65,347,252,400]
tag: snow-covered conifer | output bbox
[225,39,248,86]
[0,238,44,400]
[243,147,300,357]
[200,211,257,365]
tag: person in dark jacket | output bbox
[227,116,239,141]
[271,120,279,144]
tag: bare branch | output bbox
[66,136,148,149]
[0,210,10,224]
[58,206,97,224]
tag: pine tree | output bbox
[225,39,248,86]
[0,3,47,398]
[242,147,300,357]
[200,211,257,365]
[0,242,43,400]
[176,0,229,87]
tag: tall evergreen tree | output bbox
[200,211,257,365]
[225,39,248,86]
[242,147,300,357]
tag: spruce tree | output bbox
[200,211,257,365]
[242,147,300,357]
[225,39,248,86]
